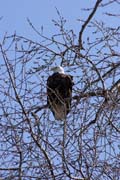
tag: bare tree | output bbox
[0,0,120,179]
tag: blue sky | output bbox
[0,0,119,43]
[1,0,119,80]
[0,1,119,177]
[0,0,100,39]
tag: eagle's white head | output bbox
[51,66,65,74]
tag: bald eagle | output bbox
[47,66,73,120]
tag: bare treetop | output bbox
[0,0,120,179]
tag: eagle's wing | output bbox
[47,73,73,120]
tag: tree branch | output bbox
[78,0,102,49]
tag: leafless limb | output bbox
[0,1,120,179]
[78,0,102,49]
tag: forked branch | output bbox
[78,0,102,49]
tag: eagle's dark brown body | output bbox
[47,72,73,120]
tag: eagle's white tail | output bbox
[53,104,67,120]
